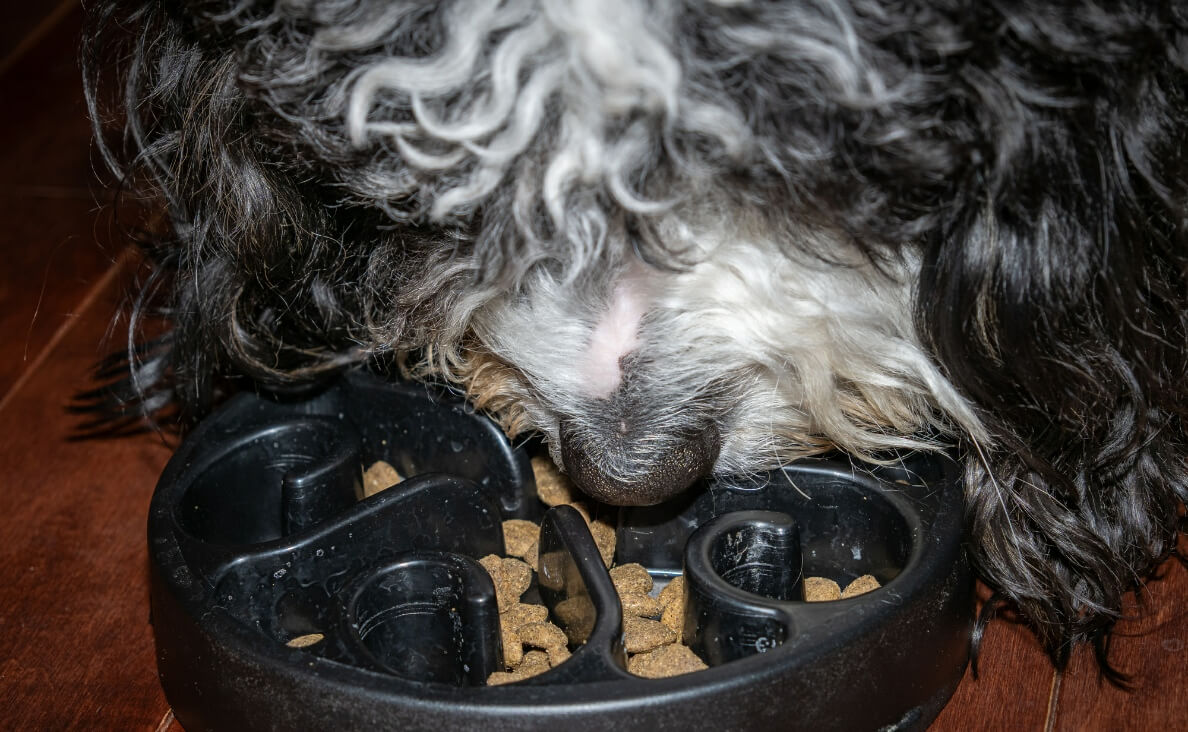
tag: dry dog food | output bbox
[623,615,678,654]
[552,595,596,645]
[487,650,554,686]
[486,460,711,683]
[285,633,325,648]
[531,456,581,507]
[621,592,664,618]
[478,555,534,613]
[840,574,881,598]
[357,460,880,685]
[804,576,843,602]
[627,643,708,679]
[804,575,882,602]
[502,602,550,629]
[361,460,402,498]
[587,520,617,568]
[609,563,653,596]
[475,551,574,684]
[658,575,686,639]
[502,519,541,566]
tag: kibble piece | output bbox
[501,624,524,669]
[660,599,684,640]
[361,460,402,498]
[658,577,686,639]
[532,456,580,506]
[501,557,533,591]
[522,540,540,571]
[285,633,324,648]
[479,555,504,593]
[621,593,664,618]
[479,554,504,576]
[627,643,708,679]
[553,596,596,644]
[588,519,616,567]
[522,651,553,670]
[486,671,522,686]
[841,574,881,598]
[623,615,677,654]
[503,519,540,559]
[489,653,546,685]
[657,576,685,610]
[547,644,572,667]
[609,563,653,596]
[487,649,553,686]
[804,576,842,602]
[514,650,551,680]
[502,602,549,632]
[519,621,569,651]
[553,596,593,626]
[480,555,534,612]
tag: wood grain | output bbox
[0,257,173,729]
[0,1,76,79]
[0,197,123,399]
[0,7,171,730]
[1051,536,1188,731]
[0,4,120,399]
[929,585,1059,731]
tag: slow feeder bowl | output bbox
[148,370,973,731]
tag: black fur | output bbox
[83,0,1188,675]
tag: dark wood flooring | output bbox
[1,7,1184,731]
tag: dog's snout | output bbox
[558,420,720,506]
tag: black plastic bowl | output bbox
[147,370,973,731]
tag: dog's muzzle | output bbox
[558,420,720,506]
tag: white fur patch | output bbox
[465,205,986,476]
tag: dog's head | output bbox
[459,219,980,506]
[87,0,1188,670]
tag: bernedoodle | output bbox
[83,1,1188,675]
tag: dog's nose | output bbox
[558,421,720,506]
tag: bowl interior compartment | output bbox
[177,419,361,546]
[706,512,804,601]
[342,554,501,686]
[618,467,916,589]
[793,480,915,586]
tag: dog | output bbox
[83,0,1188,675]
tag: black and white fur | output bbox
[84,0,1188,673]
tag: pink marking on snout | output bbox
[579,274,650,399]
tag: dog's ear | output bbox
[915,52,1188,668]
[82,2,468,422]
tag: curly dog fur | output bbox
[83,0,1188,673]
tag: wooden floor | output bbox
[1,8,1185,731]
